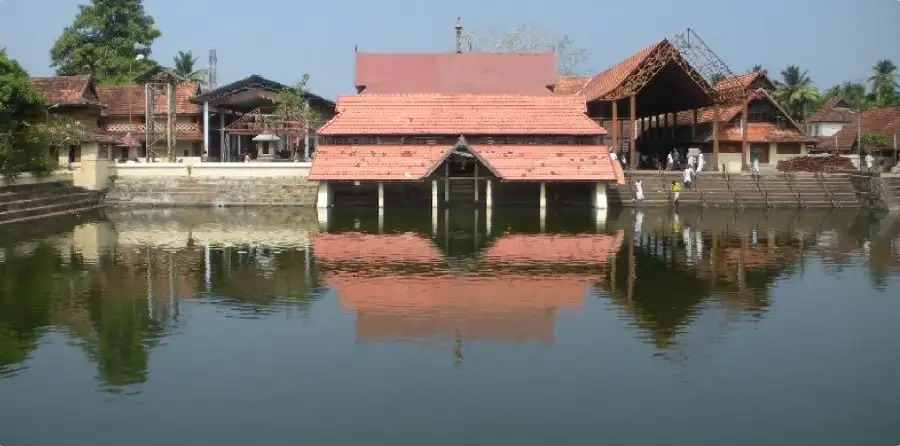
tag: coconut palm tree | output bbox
[773,65,820,121]
[823,81,870,110]
[172,51,208,87]
[868,59,898,106]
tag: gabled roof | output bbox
[133,66,192,84]
[713,71,777,93]
[354,52,557,94]
[316,94,605,135]
[28,75,103,107]
[676,88,804,129]
[554,75,592,95]
[96,83,202,115]
[808,96,855,123]
[821,107,900,151]
[189,74,334,106]
[578,41,662,101]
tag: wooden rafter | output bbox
[224,107,310,136]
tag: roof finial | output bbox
[455,17,463,53]
[354,44,358,52]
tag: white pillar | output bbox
[377,182,384,208]
[485,180,492,208]
[595,208,607,232]
[539,182,547,209]
[316,181,331,208]
[204,245,211,293]
[203,101,209,155]
[431,180,438,209]
[540,207,546,232]
[432,206,438,235]
[486,207,492,235]
[219,112,226,162]
[592,183,608,209]
[378,209,384,233]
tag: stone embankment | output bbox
[0,179,103,225]
[609,170,862,208]
[105,176,318,207]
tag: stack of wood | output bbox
[776,155,854,172]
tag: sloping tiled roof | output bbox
[308,145,450,180]
[354,52,557,94]
[578,41,663,101]
[96,83,201,115]
[713,71,777,93]
[473,145,625,183]
[554,75,592,95]
[823,107,900,151]
[808,97,855,123]
[317,94,604,135]
[28,75,101,106]
[717,123,818,143]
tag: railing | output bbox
[721,164,742,208]
[782,166,806,208]
[751,169,771,209]
[815,168,838,208]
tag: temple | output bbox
[309,47,624,211]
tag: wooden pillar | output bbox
[671,112,676,141]
[692,109,698,143]
[742,100,750,170]
[629,94,637,167]
[611,100,619,154]
[713,103,720,170]
[663,113,669,152]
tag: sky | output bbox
[1,0,898,100]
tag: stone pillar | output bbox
[203,101,210,156]
[485,180,493,208]
[592,183,608,209]
[73,142,111,190]
[377,182,384,208]
[431,180,438,209]
[539,182,547,209]
[316,181,331,208]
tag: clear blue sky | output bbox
[1,0,897,100]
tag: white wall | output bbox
[811,122,846,137]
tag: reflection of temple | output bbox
[313,231,623,344]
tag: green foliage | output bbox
[273,74,325,132]
[0,49,53,180]
[172,50,208,86]
[773,66,820,121]
[862,133,891,150]
[50,0,161,84]
[868,59,899,107]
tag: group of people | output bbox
[631,150,706,205]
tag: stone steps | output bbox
[0,195,102,224]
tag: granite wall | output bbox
[105,176,319,207]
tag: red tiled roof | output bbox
[312,232,443,263]
[317,94,604,136]
[826,107,900,151]
[712,71,777,93]
[808,97,855,123]
[483,233,623,264]
[473,145,625,183]
[28,75,101,106]
[96,83,201,115]
[718,123,818,143]
[308,145,450,180]
[578,41,663,101]
[354,52,557,94]
[554,75,592,95]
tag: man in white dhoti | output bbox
[696,153,705,172]
[666,152,674,170]
[865,152,874,170]
[634,179,644,200]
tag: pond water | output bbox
[1,207,899,445]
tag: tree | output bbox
[710,73,726,85]
[172,51,208,86]
[50,0,161,84]
[750,65,768,76]
[773,65,820,121]
[823,81,870,110]
[272,74,326,158]
[0,49,53,180]
[868,59,898,107]
[465,24,590,75]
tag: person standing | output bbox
[666,151,675,170]
[696,153,705,172]
[865,152,875,170]
[751,151,760,174]
[634,179,644,201]
[683,166,693,190]
[671,180,682,206]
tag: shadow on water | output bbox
[0,205,899,394]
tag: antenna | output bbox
[208,49,218,89]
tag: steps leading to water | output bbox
[0,181,104,224]
[614,171,862,208]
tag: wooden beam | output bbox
[713,103,720,170]
[611,100,619,155]
[629,95,637,167]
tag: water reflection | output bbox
[0,206,898,396]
